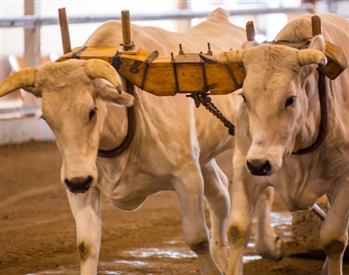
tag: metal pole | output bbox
[312,203,327,221]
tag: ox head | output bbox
[0,59,134,193]
[202,35,327,176]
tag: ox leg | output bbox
[67,187,102,275]
[226,156,265,275]
[255,187,285,260]
[173,169,223,275]
[202,159,230,272]
[319,184,349,275]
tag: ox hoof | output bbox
[273,236,286,261]
[257,236,285,261]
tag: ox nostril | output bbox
[64,176,93,194]
[246,160,271,176]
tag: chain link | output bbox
[198,94,235,136]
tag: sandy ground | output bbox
[1,141,349,275]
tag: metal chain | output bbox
[198,93,235,136]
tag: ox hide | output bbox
[213,13,349,275]
[0,8,285,275]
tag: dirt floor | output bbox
[1,141,349,275]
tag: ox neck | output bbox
[98,80,136,158]
[292,71,328,155]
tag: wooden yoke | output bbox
[57,45,246,96]
[55,10,346,96]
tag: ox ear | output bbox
[298,34,348,79]
[309,34,326,52]
[93,78,134,107]
[298,36,327,68]
[310,35,348,80]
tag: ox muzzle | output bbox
[64,176,93,194]
[246,159,272,176]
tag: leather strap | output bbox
[293,71,328,155]
[98,79,136,158]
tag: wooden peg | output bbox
[121,10,133,51]
[58,8,72,54]
[311,15,322,36]
[246,21,256,42]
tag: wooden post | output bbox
[23,0,40,106]
[24,0,40,68]
[311,0,316,14]
[177,0,190,31]
[121,10,133,51]
[58,8,72,54]
[311,15,321,37]
[246,21,255,42]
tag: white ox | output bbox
[204,13,349,275]
[0,9,283,275]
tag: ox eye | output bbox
[285,96,296,108]
[89,107,97,121]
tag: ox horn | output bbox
[298,49,327,67]
[0,68,38,97]
[200,49,244,64]
[84,59,123,91]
